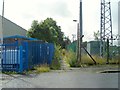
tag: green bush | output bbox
[50,45,62,70]
[63,49,77,67]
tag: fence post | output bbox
[25,42,29,70]
[51,44,54,63]
[19,45,23,73]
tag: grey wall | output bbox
[0,16,27,37]
[87,42,91,54]
[87,41,100,56]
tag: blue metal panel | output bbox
[1,42,20,72]
[1,40,54,72]
[21,41,29,71]
[48,43,54,64]
[19,45,23,73]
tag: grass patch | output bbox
[81,55,119,66]
[81,55,106,65]
[34,64,50,74]
[2,71,18,75]
[2,65,50,75]
[55,48,119,68]
[109,59,119,64]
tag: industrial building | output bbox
[87,41,100,56]
[0,15,27,38]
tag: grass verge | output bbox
[34,64,50,74]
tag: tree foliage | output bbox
[27,18,70,48]
[93,30,100,40]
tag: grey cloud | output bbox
[111,1,119,34]
[37,1,71,18]
[112,2,118,24]
[51,1,71,17]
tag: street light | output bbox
[73,20,80,65]
[77,0,83,66]
[73,20,77,22]
[72,0,83,66]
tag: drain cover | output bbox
[100,70,120,73]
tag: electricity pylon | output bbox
[100,0,113,57]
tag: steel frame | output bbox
[100,0,113,57]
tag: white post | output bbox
[0,0,4,71]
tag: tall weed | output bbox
[62,49,77,67]
[50,45,62,70]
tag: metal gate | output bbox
[0,41,54,73]
[1,42,23,72]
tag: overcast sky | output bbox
[0,0,119,42]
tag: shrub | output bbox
[50,45,62,70]
[63,49,77,67]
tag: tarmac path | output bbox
[0,66,119,88]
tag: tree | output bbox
[93,30,100,40]
[27,18,70,48]
[62,36,71,49]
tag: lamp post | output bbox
[77,0,83,65]
[73,20,79,62]
[72,0,83,66]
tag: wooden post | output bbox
[106,38,109,64]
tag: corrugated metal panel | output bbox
[87,42,91,54]
[87,41,100,55]
[67,41,77,52]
